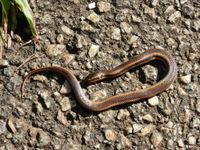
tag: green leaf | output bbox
[1,0,11,12]
[1,0,11,14]
[0,30,3,41]
[0,0,11,26]
[13,0,37,38]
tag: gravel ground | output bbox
[0,0,200,149]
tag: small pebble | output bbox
[151,0,159,6]
[150,131,163,147]
[162,106,172,116]
[178,86,187,96]
[32,75,47,82]
[142,65,158,84]
[167,139,174,149]
[188,53,197,61]
[180,74,191,84]
[60,81,71,94]
[165,121,174,129]
[28,127,38,138]
[140,124,155,136]
[132,124,143,133]
[117,110,130,120]
[59,97,72,111]
[61,26,74,36]
[88,2,96,9]
[39,90,51,109]
[41,14,52,25]
[91,90,107,101]
[165,5,175,15]
[97,1,111,13]
[126,126,133,134]
[118,134,132,149]
[56,34,64,43]
[181,4,194,18]
[143,5,156,19]
[75,34,88,48]
[37,131,51,146]
[190,118,200,129]
[193,63,198,71]
[57,110,68,125]
[178,139,185,147]
[0,59,9,67]
[62,53,75,65]
[192,20,200,32]
[110,27,121,40]
[128,35,139,45]
[83,131,93,144]
[104,129,116,141]
[46,44,65,57]
[168,11,181,23]
[0,120,7,134]
[33,102,43,114]
[88,44,100,58]
[166,38,177,48]
[196,100,200,113]
[87,12,100,23]
[15,107,25,117]
[81,21,95,32]
[197,138,200,146]
[120,22,133,34]
[54,91,61,98]
[180,0,188,5]
[188,136,196,145]
[142,114,154,123]
[132,15,141,23]
[7,118,17,133]
[148,96,159,106]
[98,110,116,123]
[86,62,92,69]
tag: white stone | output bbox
[88,2,96,9]
[168,11,181,23]
[88,44,100,58]
[128,35,139,46]
[97,1,111,12]
[59,97,71,111]
[188,136,196,145]
[151,131,163,147]
[104,129,116,141]
[0,59,9,67]
[60,81,71,94]
[140,124,155,136]
[180,74,191,84]
[142,114,154,122]
[178,139,185,147]
[110,27,121,40]
[148,96,159,106]
[87,12,100,23]
[132,124,143,133]
[61,26,74,35]
[46,44,65,57]
[120,22,133,34]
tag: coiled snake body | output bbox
[21,48,177,111]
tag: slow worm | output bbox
[21,48,177,111]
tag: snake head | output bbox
[84,71,105,85]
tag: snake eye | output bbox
[84,71,104,85]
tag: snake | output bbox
[21,48,177,111]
